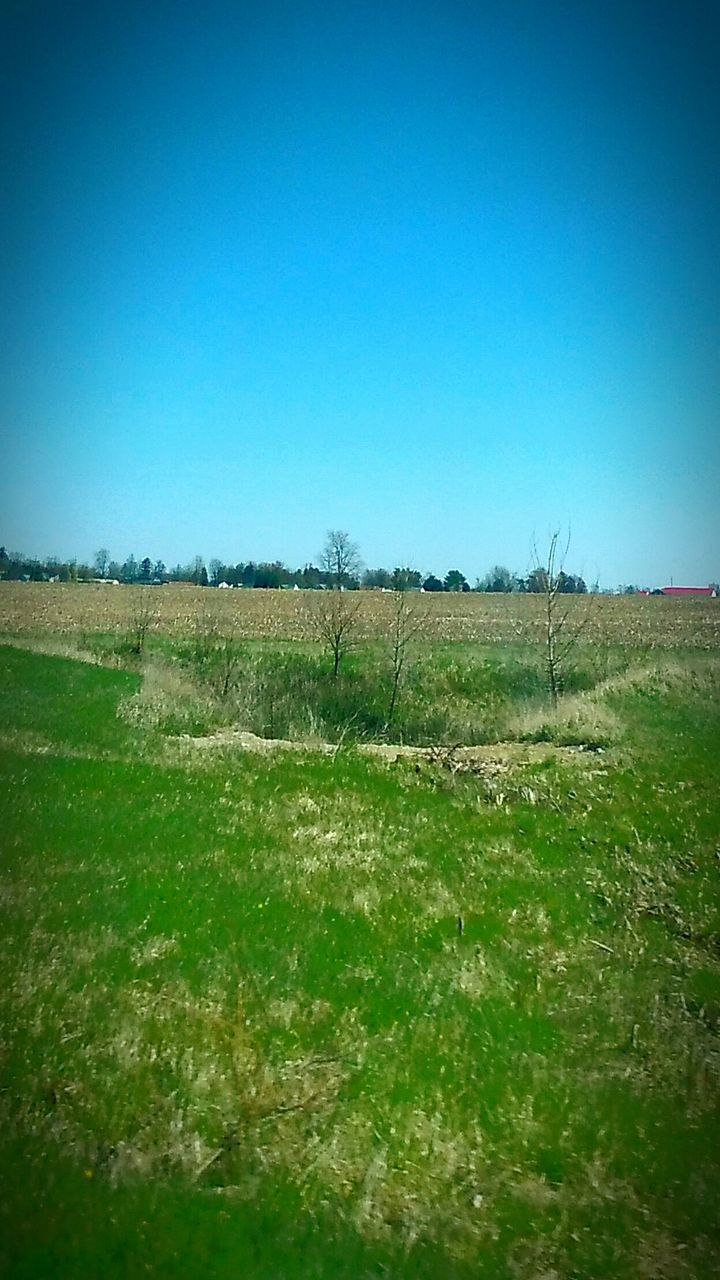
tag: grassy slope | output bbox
[0,646,719,1278]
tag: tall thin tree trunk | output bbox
[547,596,560,705]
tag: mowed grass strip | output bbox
[0,645,140,755]
[0,646,719,1278]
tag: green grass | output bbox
[0,645,140,754]
[1,643,719,1277]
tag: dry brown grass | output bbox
[117,660,218,734]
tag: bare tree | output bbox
[208,558,224,587]
[129,587,156,656]
[531,530,585,705]
[190,623,239,699]
[386,589,424,730]
[192,606,241,698]
[94,548,110,579]
[320,530,362,587]
[307,589,363,678]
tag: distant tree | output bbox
[320,530,362,588]
[190,556,207,587]
[555,571,587,594]
[481,565,515,593]
[254,561,287,589]
[94,548,110,578]
[525,567,547,593]
[363,567,393,589]
[139,556,153,583]
[422,574,444,592]
[391,567,422,592]
[209,558,224,587]
[299,564,324,589]
[122,554,138,583]
[444,569,468,592]
[153,560,166,582]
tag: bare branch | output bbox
[385,589,425,730]
[531,527,584,704]
[306,589,363,678]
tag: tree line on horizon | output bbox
[0,542,591,594]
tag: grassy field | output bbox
[0,587,719,1277]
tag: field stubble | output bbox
[1,581,719,649]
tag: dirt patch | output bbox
[179,728,334,753]
[362,740,587,765]
[176,727,591,768]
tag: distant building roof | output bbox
[661,586,716,596]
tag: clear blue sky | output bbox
[2,0,718,586]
